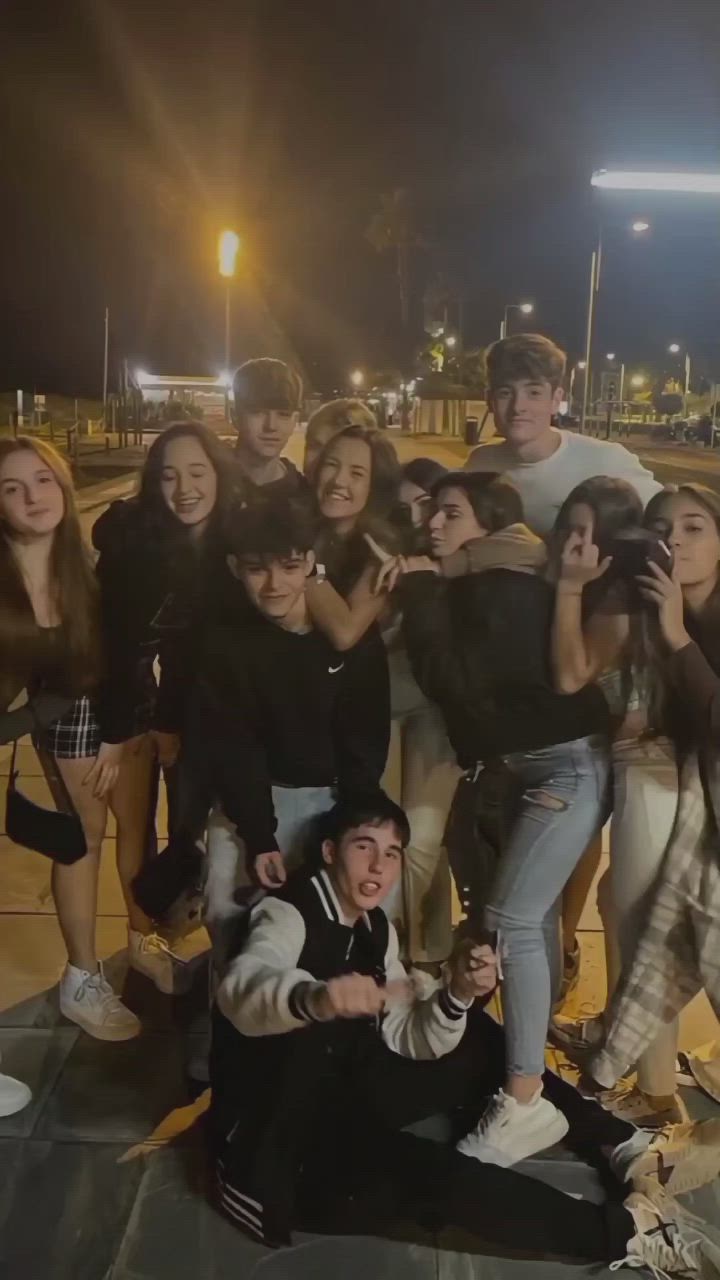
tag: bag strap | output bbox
[9,738,18,780]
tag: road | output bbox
[75,427,720,538]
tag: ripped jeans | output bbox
[485,736,610,1078]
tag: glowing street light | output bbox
[592,169,720,194]
[350,369,365,389]
[631,374,646,389]
[606,353,616,361]
[218,229,241,279]
[445,334,457,349]
[577,361,587,370]
[668,343,681,355]
[500,301,534,339]
[218,229,241,378]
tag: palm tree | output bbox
[365,189,425,332]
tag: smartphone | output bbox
[607,529,672,580]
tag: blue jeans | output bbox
[485,736,610,1078]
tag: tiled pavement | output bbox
[1,740,719,1279]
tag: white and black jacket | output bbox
[209,866,470,1246]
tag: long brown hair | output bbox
[0,437,101,703]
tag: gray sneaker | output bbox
[60,963,141,1041]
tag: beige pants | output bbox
[600,738,680,1096]
[385,650,460,964]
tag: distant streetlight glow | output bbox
[592,170,720,195]
[631,220,650,233]
[606,353,616,361]
[668,343,681,354]
[218,229,241,387]
[631,374,646,389]
[445,334,457,348]
[135,368,150,383]
[218,229,241,279]
[350,369,365,389]
[500,301,534,339]
[577,361,587,370]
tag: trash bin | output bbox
[464,415,480,446]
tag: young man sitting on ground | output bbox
[209,791,720,1275]
[181,502,390,951]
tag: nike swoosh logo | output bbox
[328,664,344,674]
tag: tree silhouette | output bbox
[366,189,426,333]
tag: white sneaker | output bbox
[616,1179,717,1277]
[456,1089,569,1168]
[614,1118,720,1198]
[128,929,191,995]
[0,1054,32,1118]
[60,963,140,1041]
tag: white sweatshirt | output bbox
[464,429,662,536]
[217,881,471,1060]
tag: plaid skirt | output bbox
[37,659,158,759]
[39,696,101,759]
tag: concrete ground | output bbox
[1,427,719,1277]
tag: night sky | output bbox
[2,0,720,396]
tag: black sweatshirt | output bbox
[181,608,390,858]
[401,569,609,766]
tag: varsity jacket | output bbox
[209,866,471,1246]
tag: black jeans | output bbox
[297,1009,636,1264]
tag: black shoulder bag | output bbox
[5,739,87,864]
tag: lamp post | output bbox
[350,369,365,390]
[580,211,650,434]
[218,229,241,371]
[582,169,720,434]
[568,360,586,412]
[500,301,533,340]
[668,343,691,413]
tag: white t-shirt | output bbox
[464,429,662,536]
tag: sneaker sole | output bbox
[457,1111,570,1169]
[630,1119,720,1196]
[60,1002,141,1042]
[0,1089,33,1118]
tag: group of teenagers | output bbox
[3,333,720,1273]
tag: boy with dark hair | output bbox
[182,502,390,939]
[465,334,660,535]
[231,357,308,501]
[209,794,720,1274]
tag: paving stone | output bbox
[0,1027,78,1138]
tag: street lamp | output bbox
[218,229,241,372]
[582,169,720,433]
[568,360,587,409]
[631,374,646,389]
[581,215,650,433]
[668,344,691,411]
[606,352,616,361]
[445,334,457,349]
[500,301,533,340]
[350,369,365,389]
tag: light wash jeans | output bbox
[384,650,461,962]
[205,785,335,963]
[485,735,610,1078]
